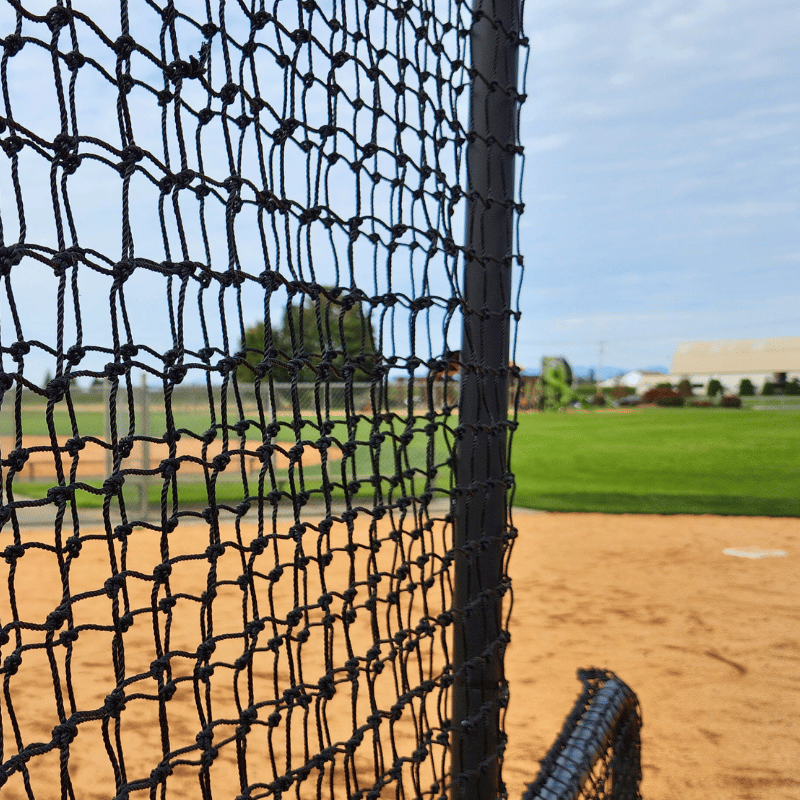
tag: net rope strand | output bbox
[0,1,527,799]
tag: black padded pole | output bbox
[451,1,521,799]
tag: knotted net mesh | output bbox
[0,1,526,798]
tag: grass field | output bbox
[5,399,799,516]
[511,408,800,516]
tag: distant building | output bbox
[670,337,800,393]
[599,370,669,394]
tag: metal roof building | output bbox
[671,338,800,374]
[670,337,800,391]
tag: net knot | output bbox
[166,58,203,82]
[2,34,24,56]
[152,562,172,584]
[216,356,239,375]
[3,652,22,675]
[200,21,219,38]
[112,259,135,283]
[45,374,70,401]
[258,268,281,290]
[47,485,74,505]
[64,49,84,70]
[103,574,124,599]
[197,107,214,126]
[251,10,272,29]
[6,448,29,472]
[66,344,86,365]
[159,681,177,701]
[0,243,23,276]
[205,542,225,560]
[1,135,24,156]
[331,50,349,69]
[51,721,78,747]
[3,543,25,563]
[167,363,187,384]
[101,473,124,496]
[255,443,273,462]
[59,628,79,644]
[63,533,82,557]
[46,5,71,31]
[219,82,239,105]
[245,620,265,639]
[112,34,135,58]
[211,452,230,471]
[195,639,216,661]
[318,674,336,699]
[103,688,126,717]
[45,607,69,630]
[234,112,252,129]
[290,27,312,44]
[159,458,180,477]
[149,655,169,678]
[149,763,172,783]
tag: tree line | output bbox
[237,292,376,383]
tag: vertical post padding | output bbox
[451,0,520,798]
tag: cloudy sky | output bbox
[0,1,797,385]
[515,0,799,375]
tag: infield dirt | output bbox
[1,511,797,800]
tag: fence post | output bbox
[139,372,150,517]
[451,1,521,799]
[102,378,113,478]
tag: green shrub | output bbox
[785,379,800,396]
[762,382,775,396]
[707,378,723,396]
[738,378,755,396]
[656,382,672,389]
[655,395,685,407]
[677,378,693,397]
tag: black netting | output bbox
[523,670,643,800]
[0,1,528,798]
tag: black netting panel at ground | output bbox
[0,1,526,799]
[523,670,643,800]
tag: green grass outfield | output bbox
[6,401,799,517]
[511,408,800,516]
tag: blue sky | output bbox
[0,1,797,385]
[514,0,799,375]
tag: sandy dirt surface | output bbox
[504,511,799,800]
[1,511,797,799]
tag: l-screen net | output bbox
[0,1,527,799]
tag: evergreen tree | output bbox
[238,292,376,383]
[738,378,755,396]
[707,378,723,397]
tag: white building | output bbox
[670,337,800,393]
[599,370,669,393]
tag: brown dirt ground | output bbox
[0,511,797,799]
